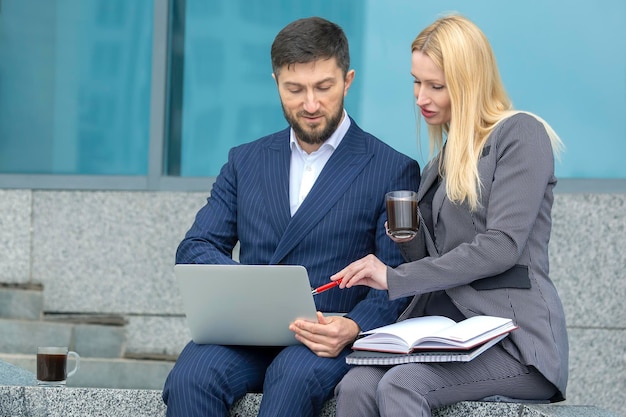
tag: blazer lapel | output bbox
[417,160,439,201]
[269,123,372,264]
[261,131,292,239]
[431,178,446,234]
[417,159,442,257]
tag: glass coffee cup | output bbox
[386,190,419,239]
[36,346,80,387]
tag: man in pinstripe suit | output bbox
[162,17,421,417]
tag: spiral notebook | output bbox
[346,333,508,365]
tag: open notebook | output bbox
[174,264,318,346]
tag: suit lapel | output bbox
[269,122,372,264]
[417,160,439,201]
[261,131,292,239]
[417,159,443,257]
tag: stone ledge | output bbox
[0,386,622,417]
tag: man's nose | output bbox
[303,91,320,113]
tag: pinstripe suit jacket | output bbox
[388,113,568,399]
[177,117,421,332]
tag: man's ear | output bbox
[271,73,277,83]
[344,69,355,96]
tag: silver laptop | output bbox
[174,264,318,346]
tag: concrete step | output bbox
[0,317,126,358]
[0,286,43,320]
[0,354,174,390]
[1,386,622,417]
[0,319,74,354]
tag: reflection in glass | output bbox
[0,0,153,175]
[171,0,365,177]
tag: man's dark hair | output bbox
[271,17,350,77]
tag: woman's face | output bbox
[411,51,451,125]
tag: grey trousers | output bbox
[334,344,557,417]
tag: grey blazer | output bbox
[387,113,568,400]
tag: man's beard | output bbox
[282,101,344,146]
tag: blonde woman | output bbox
[332,14,568,417]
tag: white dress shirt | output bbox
[289,110,351,216]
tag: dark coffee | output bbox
[37,353,67,382]
[386,198,418,238]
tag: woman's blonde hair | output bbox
[412,14,563,210]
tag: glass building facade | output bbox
[1,0,625,190]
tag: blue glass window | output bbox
[166,0,365,177]
[0,0,624,186]
[0,0,153,175]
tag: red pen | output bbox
[311,278,343,295]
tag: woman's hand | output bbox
[331,254,388,290]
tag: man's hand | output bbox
[289,312,360,357]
